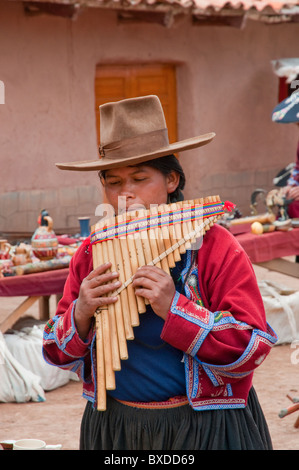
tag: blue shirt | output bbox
[108,307,185,402]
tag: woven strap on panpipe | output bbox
[91,195,235,411]
[91,198,232,243]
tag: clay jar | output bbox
[12,244,31,266]
[31,216,58,260]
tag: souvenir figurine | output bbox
[31,210,58,260]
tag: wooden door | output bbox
[94,64,177,146]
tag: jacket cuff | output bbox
[161,291,214,356]
[51,300,93,358]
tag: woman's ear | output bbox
[166,171,180,194]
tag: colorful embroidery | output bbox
[186,273,205,307]
[214,311,232,323]
[44,318,55,334]
[169,248,278,410]
[115,395,189,409]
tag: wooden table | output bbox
[1,229,297,333]
[235,228,299,278]
[0,268,69,333]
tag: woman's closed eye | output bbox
[106,179,121,186]
[134,177,147,182]
[107,177,148,186]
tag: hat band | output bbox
[99,128,169,160]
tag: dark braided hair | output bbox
[144,154,186,203]
[98,154,185,203]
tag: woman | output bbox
[43,95,277,450]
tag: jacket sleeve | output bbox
[161,225,277,386]
[42,239,94,380]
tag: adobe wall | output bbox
[0,1,298,234]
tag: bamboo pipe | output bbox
[92,243,107,410]
[179,200,192,251]
[151,205,171,274]
[105,238,128,361]
[165,204,181,263]
[170,202,185,255]
[112,236,136,336]
[101,239,121,372]
[158,204,175,268]
[126,210,147,314]
[148,207,162,270]
[117,213,142,325]
[92,243,106,410]
[96,240,115,390]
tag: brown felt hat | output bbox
[56,95,215,171]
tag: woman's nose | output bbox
[119,181,135,197]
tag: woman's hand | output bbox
[75,263,121,339]
[132,266,176,320]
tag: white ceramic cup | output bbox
[13,439,61,450]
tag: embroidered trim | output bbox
[115,395,189,409]
[191,397,246,411]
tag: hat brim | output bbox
[56,132,216,171]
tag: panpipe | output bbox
[90,195,234,410]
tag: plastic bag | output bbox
[259,280,299,345]
[4,324,77,391]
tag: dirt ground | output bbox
[0,263,298,451]
[1,344,299,451]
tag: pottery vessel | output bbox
[31,215,58,260]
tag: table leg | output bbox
[39,295,50,321]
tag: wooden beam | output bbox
[23,1,80,18]
[255,258,299,278]
[117,9,186,27]
[0,296,40,333]
[192,13,246,28]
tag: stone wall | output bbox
[0,2,298,235]
[0,165,281,236]
[0,184,102,236]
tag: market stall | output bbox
[0,211,82,332]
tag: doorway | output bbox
[94,64,177,146]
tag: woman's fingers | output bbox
[133,265,167,281]
[85,262,112,280]
[91,280,121,299]
[77,262,122,314]
[132,265,175,320]
[86,263,119,285]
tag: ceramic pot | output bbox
[31,216,58,260]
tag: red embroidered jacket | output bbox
[43,224,277,410]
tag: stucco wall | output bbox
[0,1,298,234]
